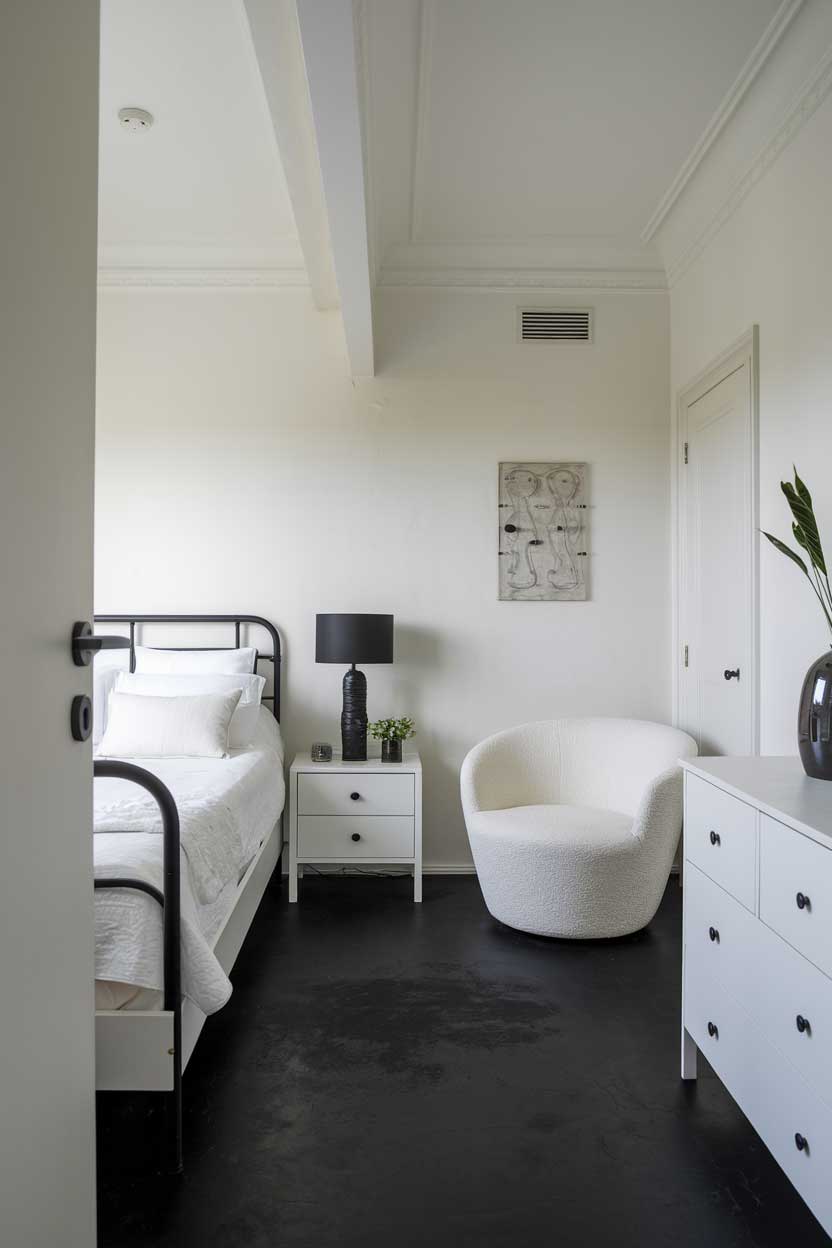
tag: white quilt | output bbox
[93,709,284,1014]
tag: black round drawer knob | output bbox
[796,892,810,910]
[707,1021,718,1039]
[795,1132,808,1153]
[796,1014,810,1034]
[708,926,719,943]
[350,832,361,842]
[350,792,360,801]
[709,830,721,846]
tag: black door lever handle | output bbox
[72,621,132,666]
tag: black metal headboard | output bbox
[93,614,282,721]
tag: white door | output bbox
[679,341,758,756]
[0,4,99,1245]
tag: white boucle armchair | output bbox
[460,718,698,939]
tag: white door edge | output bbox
[671,325,760,753]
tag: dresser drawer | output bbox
[297,771,414,817]
[760,813,832,979]
[684,774,756,911]
[297,815,414,859]
[683,862,759,1008]
[686,861,832,1107]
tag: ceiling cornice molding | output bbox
[665,35,832,287]
[378,266,667,293]
[642,0,805,243]
[409,0,436,242]
[98,266,309,290]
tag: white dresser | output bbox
[288,751,422,903]
[681,756,832,1236]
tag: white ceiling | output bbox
[366,0,782,271]
[98,0,300,269]
[98,0,789,330]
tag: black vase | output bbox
[381,738,402,764]
[798,649,832,779]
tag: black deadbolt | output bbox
[70,694,93,742]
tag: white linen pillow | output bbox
[114,672,266,748]
[134,645,257,675]
[97,690,242,759]
[93,664,122,747]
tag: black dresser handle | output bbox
[707,1021,718,1039]
[708,926,719,943]
[795,1132,809,1153]
[709,830,721,846]
[350,832,361,842]
[796,891,810,911]
[796,1014,811,1034]
[350,792,360,801]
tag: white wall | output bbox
[0,4,98,1245]
[95,286,670,865]
[668,91,832,755]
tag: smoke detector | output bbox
[118,107,154,133]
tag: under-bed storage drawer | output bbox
[297,771,414,817]
[684,774,756,910]
[760,813,832,979]
[297,815,414,859]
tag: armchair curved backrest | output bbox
[460,718,697,818]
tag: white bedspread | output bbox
[93,709,284,1014]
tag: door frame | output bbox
[672,325,760,753]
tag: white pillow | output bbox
[97,690,242,759]
[93,665,122,747]
[134,645,257,675]
[114,672,265,749]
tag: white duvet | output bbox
[93,708,284,1014]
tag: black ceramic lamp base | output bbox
[341,665,368,761]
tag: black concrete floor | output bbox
[98,876,830,1248]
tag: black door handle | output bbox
[72,621,131,667]
[724,668,740,681]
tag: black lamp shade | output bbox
[315,613,394,665]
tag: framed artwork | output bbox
[498,462,587,601]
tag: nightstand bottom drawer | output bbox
[297,816,415,859]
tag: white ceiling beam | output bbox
[295,0,374,378]
[242,0,339,311]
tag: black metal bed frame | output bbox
[93,614,282,1175]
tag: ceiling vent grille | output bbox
[518,307,593,343]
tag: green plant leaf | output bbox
[794,467,813,508]
[782,481,827,574]
[762,530,808,576]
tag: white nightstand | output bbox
[288,751,422,903]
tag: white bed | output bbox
[90,613,285,1172]
[94,706,284,1015]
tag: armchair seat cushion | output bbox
[467,804,633,854]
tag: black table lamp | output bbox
[316,613,394,761]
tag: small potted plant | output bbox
[369,716,416,763]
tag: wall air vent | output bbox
[518,307,593,343]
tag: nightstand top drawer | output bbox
[297,770,415,817]
[685,772,756,911]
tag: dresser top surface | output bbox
[682,755,832,843]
